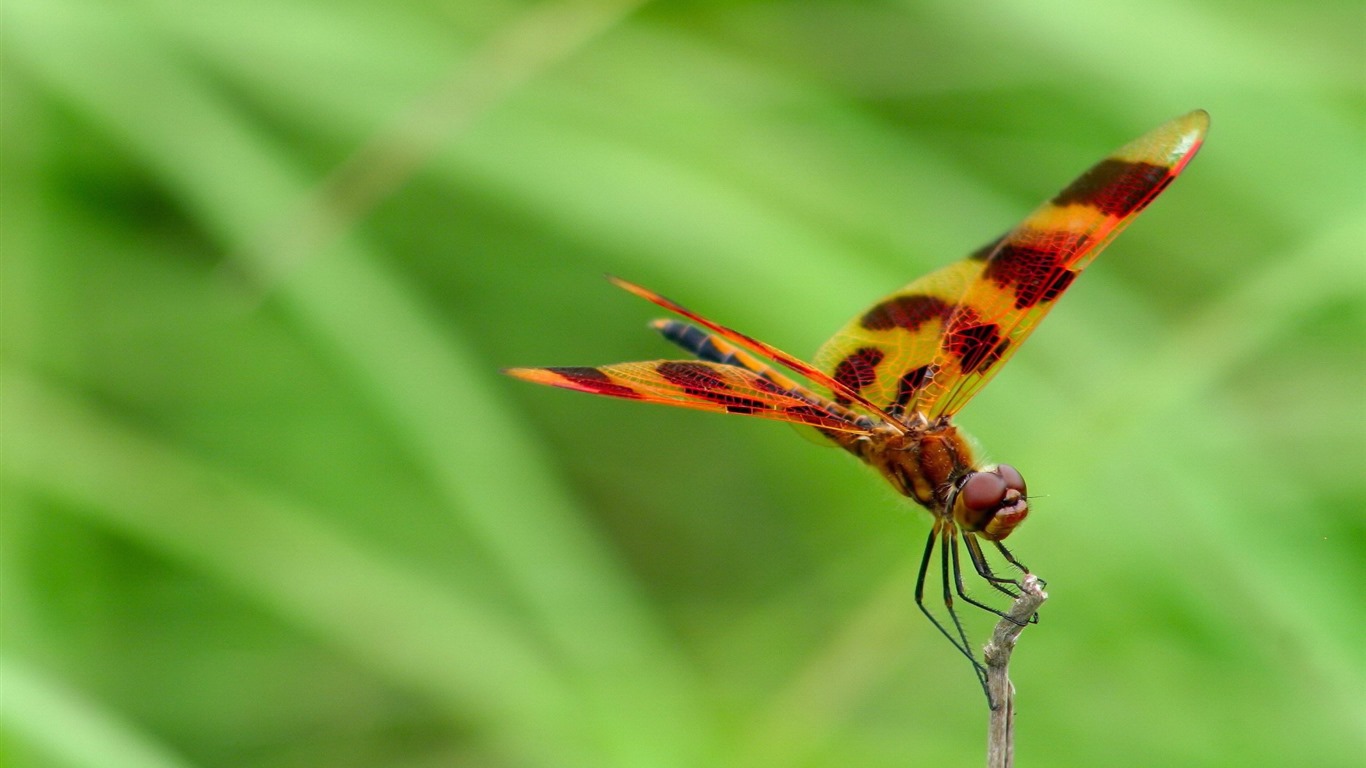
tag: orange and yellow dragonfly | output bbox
[507,110,1208,694]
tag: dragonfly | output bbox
[506,110,1208,697]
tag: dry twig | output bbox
[983,574,1048,768]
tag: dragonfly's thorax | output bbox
[851,419,1029,541]
[863,420,976,509]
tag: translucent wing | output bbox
[816,110,1209,421]
[504,361,875,435]
[814,258,980,419]
[609,277,901,428]
[922,110,1208,418]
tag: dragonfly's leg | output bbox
[962,535,1024,599]
[951,530,1028,625]
[992,540,1046,588]
[969,536,1041,624]
[941,525,990,696]
[914,521,988,694]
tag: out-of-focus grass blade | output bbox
[2,0,715,764]
[0,370,585,765]
[921,0,1355,89]
[0,656,198,768]
[1070,212,1365,702]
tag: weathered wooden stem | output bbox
[983,573,1047,768]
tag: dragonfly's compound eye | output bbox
[960,471,1008,513]
[954,467,1030,540]
[996,463,1026,496]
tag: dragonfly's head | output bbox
[951,464,1028,541]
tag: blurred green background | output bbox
[2,0,1362,766]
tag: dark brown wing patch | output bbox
[1052,159,1170,217]
[832,347,886,402]
[861,295,954,332]
[983,236,1085,310]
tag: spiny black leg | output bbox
[959,534,1035,626]
[971,536,1040,624]
[914,522,987,690]
[992,540,1044,587]
[963,534,1025,597]
[940,525,989,694]
[949,528,1023,623]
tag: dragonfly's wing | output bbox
[814,110,1209,421]
[814,258,980,419]
[505,361,875,435]
[922,110,1208,418]
[609,277,901,429]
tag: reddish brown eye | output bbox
[997,464,1026,495]
[961,471,1007,512]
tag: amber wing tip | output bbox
[1169,109,1210,165]
[1115,109,1210,167]
[604,273,635,291]
[1178,108,1211,134]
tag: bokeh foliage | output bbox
[2,0,1362,766]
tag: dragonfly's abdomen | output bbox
[654,320,786,379]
